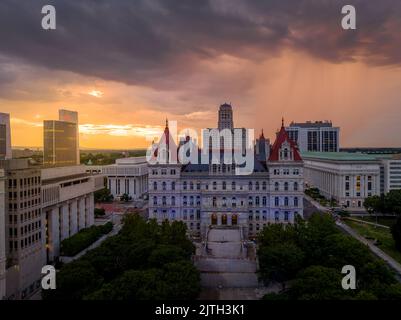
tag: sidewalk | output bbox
[60,222,122,264]
[305,195,401,279]
[337,220,401,278]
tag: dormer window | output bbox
[279,141,293,161]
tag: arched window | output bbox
[294,197,298,207]
[171,196,176,206]
[275,197,279,206]
[294,182,298,191]
[153,196,157,205]
[284,197,289,206]
[162,181,166,190]
[262,196,267,206]
[212,197,217,207]
[255,196,260,206]
[262,181,267,190]
[162,196,166,205]
[275,182,279,191]
[153,181,157,190]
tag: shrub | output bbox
[61,223,113,257]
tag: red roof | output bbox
[152,119,178,160]
[268,121,302,161]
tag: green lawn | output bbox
[355,216,397,227]
[344,219,401,265]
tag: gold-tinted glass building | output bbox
[43,110,79,167]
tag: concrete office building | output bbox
[41,165,104,263]
[0,159,44,300]
[102,157,148,200]
[286,121,340,152]
[0,159,104,300]
[0,113,12,160]
[0,169,6,299]
[43,110,80,167]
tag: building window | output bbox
[153,196,157,205]
[249,181,253,190]
[153,181,157,191]
[284,211,289,221]
[275,197,279,206]
[232,181,236,190]
[262,181,267,190]
[162,196,166,206]
[275,211,279,221]
[222,181,226,190]
[284,197,289,206]
[294,197,298,207]
[172,181,175,190]
[275,182,279,191]
[262,196,267,206]
[183,181,187,190]
[212,197,217,207]
[294,182,298,191]
[284,182,289,191]
[256,181,260,190]
[162,181,166,191]
[213,181,217,190]
[171,196,176,206]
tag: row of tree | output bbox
[44,215,200,300]
[258,213,401,300]
[364,190,401,251]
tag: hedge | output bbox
[61,222,113,257]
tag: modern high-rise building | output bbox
[0,159,43,300]
[43,110,79,167]
[0,113,12,160]
[0,169,6,300]
[286,121,340,152]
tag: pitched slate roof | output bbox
[268,120,302,161]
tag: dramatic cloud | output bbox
[0,0,400,89]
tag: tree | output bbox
[94,188,113,203]
[94,208,106,217]
[391,216,401,251]
[385,190,401,215]
[364,195,384,225]
[289,266,351,300]
[120,193,131,202]
[44,260,103,300]
[258,243,304,289]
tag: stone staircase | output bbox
[194,226,260,288]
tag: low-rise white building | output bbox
[101,157,148,200]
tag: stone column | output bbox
[78,198,86,230]
[60,204,69,240]
[70,200,78,236]
[48,207,60,261]
[86,193,95,226]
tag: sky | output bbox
[0,0,401,149]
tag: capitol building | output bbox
[148,104,304,239]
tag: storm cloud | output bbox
[0,0,401,89]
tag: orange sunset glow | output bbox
[1,1,401,149]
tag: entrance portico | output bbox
[209,212,239,226]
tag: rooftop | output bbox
[301,152,394,162]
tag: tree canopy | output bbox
[44,214,200,300]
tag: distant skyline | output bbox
[1,0,401,149]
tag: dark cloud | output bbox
[0,0,400,89]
